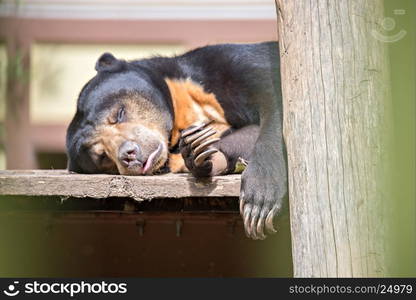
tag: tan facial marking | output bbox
[88,93,170,175]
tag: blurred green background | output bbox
[384,0,416,277]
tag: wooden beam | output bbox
[276,0,389,277]
[0,170,241,200]
[0,18,277,45]
[31,124,67,152]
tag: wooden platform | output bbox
[0,170,241,201]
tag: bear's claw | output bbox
[179,121,221,176]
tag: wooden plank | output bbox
[0,170,241,200]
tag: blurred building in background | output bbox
[0,0,278,170]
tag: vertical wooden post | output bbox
[276,0,389,277]
[5,19,36,169]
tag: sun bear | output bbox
[66,42,287,239]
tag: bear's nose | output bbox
[118,141,142,168]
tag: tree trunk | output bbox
[276,0,390,277]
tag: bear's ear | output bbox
[95,52,123,72]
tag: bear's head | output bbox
[66,53,173,175]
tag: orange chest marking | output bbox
[165,78,230,147]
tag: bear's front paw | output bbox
[240,163,285,240]
[179,121,227,178]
